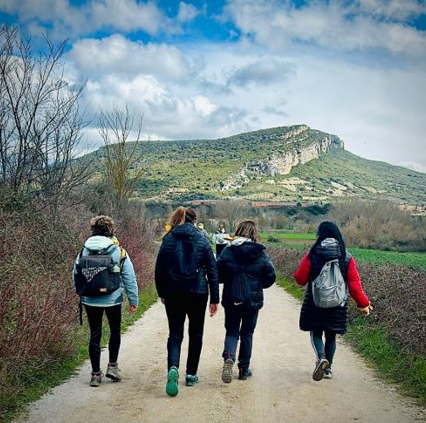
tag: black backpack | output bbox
[230,263,251,306]
[167,235,200,293]
[74,248,126,297]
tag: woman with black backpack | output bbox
[217,220,276,383]
[72,216,139,387]
[294,221,372,381]
[155,207,219,397]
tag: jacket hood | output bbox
[229,240,265,264]
[84,235,116,253]
[315,237,341,260]
[170,222,199,239]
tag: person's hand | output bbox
[160,297,165,304]
[358,303,373,316]
[129,305,138,313]
[209,303,219,317]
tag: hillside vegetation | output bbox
[87,125,426,205]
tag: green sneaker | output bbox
[106,364,122,382]
[89,372,103,387]
[185,374,199,386]
[166,366,179,397]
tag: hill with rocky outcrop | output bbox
[89,125,426,206]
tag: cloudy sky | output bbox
[1,0,426,171]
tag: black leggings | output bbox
[165,292,208,376]
[84,304,122,373]
[310,330,337,365]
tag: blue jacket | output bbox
[72,236,139,307]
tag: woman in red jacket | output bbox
[294,221,372,381]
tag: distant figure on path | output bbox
[72,216,139,387]
[294,221,372,381]
[197,222,210,242]
[155,207,219,397]
[217,220,276,383]
[212,224,230,257]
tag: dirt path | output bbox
[17,285,425,423]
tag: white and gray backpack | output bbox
[312,259,348,308]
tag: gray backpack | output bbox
[312,259,348,308]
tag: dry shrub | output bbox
[329,198,425,251]
[0,206,80,400]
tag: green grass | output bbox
[346,317,426,403]
[260,232,316,241]
[350,248,426,271]
[2,284,158,423]
[276,275,426,406]
[263,232,426,271]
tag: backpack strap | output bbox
[119,247,127,270]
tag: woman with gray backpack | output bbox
[72,216,139,387]
[294,221,372,381]
[217,220,276,383]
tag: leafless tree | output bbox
[97,104,147,203]
[0,25,90,212]
[215,200,250,232]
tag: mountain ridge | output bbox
[88,124,426,206]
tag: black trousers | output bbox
[222,305,259,370]
[84,304,122,373]
[164,292,208,376]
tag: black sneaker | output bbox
[324,365,333,379]
[312,358,329,382]
[238,368,252,380]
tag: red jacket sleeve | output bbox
[294,252,311,286]
[347,257,370,308]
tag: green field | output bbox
[262,232,426,271]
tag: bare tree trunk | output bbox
[97,104,147,204]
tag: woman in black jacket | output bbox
[155,207,219,397]
[217,220,276,383]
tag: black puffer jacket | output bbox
[155,223,219,303]
[300,240,351,334]
[217,240,276,310]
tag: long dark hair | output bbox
[309,221,346,259]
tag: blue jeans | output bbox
[222,305,259,370]
[165,292,208,375]
[310,330,337,364]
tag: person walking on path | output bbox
[72,216,139,387]
[155,207,219,397]
[294,221,372,381]
[212,224,230,257]
[217,220,276,383]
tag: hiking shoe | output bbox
[222,353,234,383]
[166,366,179,397]
[89,372,103,387]
[185,374,199,386]
[312,358,329,381]
[324,365,333,379]
[106,364,122,382]
[238,368,253,380]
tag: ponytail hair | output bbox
[164,206,198,237]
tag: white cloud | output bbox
[225,0,426,57]
[227,58,294,87]
[177,2,199,23]
[0,0,179,38]
[68,35,193,82]
[398,162,426,174]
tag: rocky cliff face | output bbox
[220,127,344,191]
